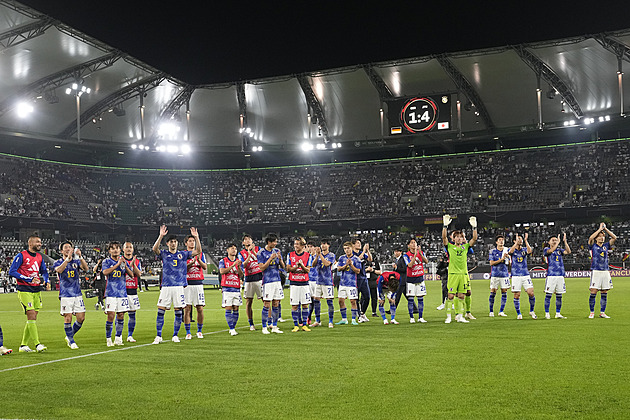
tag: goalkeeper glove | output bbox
[469,216,477,229]
[443,214,452,227]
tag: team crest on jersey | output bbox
[177,254,182,259]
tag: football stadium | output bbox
[1,1,630,419]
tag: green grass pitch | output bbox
[1,278,629,420]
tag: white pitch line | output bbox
[0,325,238,374]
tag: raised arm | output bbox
[562,232,571,255]
[468,216,478,246]
[153,225,167,255]
[588,223,605,245]
[442,214,452,246]
[190,227,202,257]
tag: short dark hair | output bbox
[452,230,464,238]
[307,240,316,247]
[166,235,178,243]
[495,235,505,242]
[108,241,121,250]
[350,238,361,245]
[407,238,417,245]
[265,233,278,244]
[227,243,237,250]
[394,246,402,252]
[59,240,73,251]
[320,238,330,245]
[185,235,195,242]
[242,234,253,240]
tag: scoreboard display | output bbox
[387,94,453,134]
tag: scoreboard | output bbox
[386,94,453,135]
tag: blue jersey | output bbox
[316,252,336,286]
[338,255,361,287]
[257,247,282,284]
[102,257,128,298]
[589,242,611,271]
[489,248,509,277]
[510,247,530,276]
[544,247,566,277]
[54,258,82,298]
[308,255,318,283]
[160,250,193,287]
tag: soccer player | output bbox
[403,238,429,323]
[122,242,142,343]
[184,235,207,339]
[449,231,476,320]
[304,241,319,325]
[152,225,202,344]
[488,235,510,317]
[588,223,617,319]
[240,234,263,331]
[311,239,336,328]
[9,234,50,353]
[442,214,478,324]
[102,241,135,347]
[286,237,312,332]
[54,241,89,349]
[508,233,537,319]
[351,238,372,323]
[257,233,286,334]
[219,243,244,336]
[543,233,571,319]
[0,324,12,355]
[376,271,400,324]
[436,252,449,310]
[335,242,362,325]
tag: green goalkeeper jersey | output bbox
[446,243,470,274]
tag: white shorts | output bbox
[105,296,130,313]
[511,276,534,292]
[157,286,186,309]
[60,296,86,315]
[185,284,206,306]
[290,285,312,306]
[127,294,141,311]
[314,284,335,299]
[262,282,284,301]
[590,270,613,290]
[309,281,317,297]
[406,281,427,297]
[338,286,358,300]
[544,276,566,294]
[222,290,243,308]
[244,280,263,299]
[490,277,511,290]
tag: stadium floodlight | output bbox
[158,122,180,139]
[66,82,91,142]
[16,102,34,118]
[181,144,191,154]
[569,120,575,125]
[605,115,610,121]
[337,143,342,148]
[301,142,314,152]
[131,144,137,150]
[166,145,179,153]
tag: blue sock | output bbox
[408,299,415,318]
[277,303,282,319]
[0,325,3,346]
[173,309,183,336]
[589,293,597,312]
[327,300,335,324]
[600,294,608,313]
[261,306,269,328]
[555,295,562,313]
[197,323,203,333]
[105,320,113,339]
[379,305,386,320]
[271,306,279,327]
[248,318,254,327]
[64,322,75,343]
[156,308,165,336]
[127,313,136,337]
[340,307,347,320]
[72,321,83,335]
[391,306,397,320]
[417,297,424,318]
[308,302,314,320]
[514,298,521,316]
[232,310,239,328]
[529,295,536,312]
[225,309,233,329]
[544,294,552,313]
[185,323,191,335]
[489,292,496,312]
[314,300,321,323]
[500,292,507,312]
[351,308,358,320]
[292,309,300,326]
[115,318,124,337]
[301,307,310,325]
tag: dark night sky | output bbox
[15,1,630,85]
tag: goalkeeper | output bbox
[441,214,478,324]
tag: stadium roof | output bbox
[1,1,630,168]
